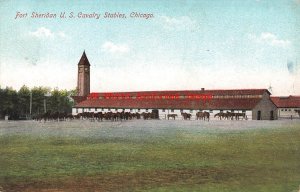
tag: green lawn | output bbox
[0,124,300,191]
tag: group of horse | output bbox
[33,112,73,122]
[32,111,160,122]
[167,112,210,121]
[214,111,247,120]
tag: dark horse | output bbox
[196,111,210,121]
[167,114,178,120]
[181,112,191,120]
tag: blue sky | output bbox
[0,0,299,95]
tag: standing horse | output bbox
[167,114,177,120]
[181,112,191,120]
[203,111,210,121]
[214,112,227,120]
[234,112,247,120]
[197,112,210,121]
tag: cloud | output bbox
[101,41,129,54]
[29,27,54,38]
[29,27,68,39]
[159,16,198,31]
[248,32,291,48]
[57,31,67,38]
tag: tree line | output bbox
[0,85,76,120]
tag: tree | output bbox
[0,87,18,118]
[0,86,75,119]
[31,86,50,115]
[17,85,31,116]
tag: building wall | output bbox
[252,92,278,120]
[72,107,252,120]
[77,65,90,97]
[277,108,300,119]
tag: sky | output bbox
[0,0,299,96]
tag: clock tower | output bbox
[77,51,90,97]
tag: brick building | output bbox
[72,52,278,120]
[271,96,300,119]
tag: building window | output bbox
[95,108,97,111]
[220,110,223,112]
[115,109,117,111]
[130,109,133,112]
[190,110,193,113]
[285,109,287,111]
[289,109,291,111]
[102,108,104,111]
[76,108,78,113]
[162,109,165,112]
[242,110,246,113]
[138,109,140,112]
[171,109,174,112]
[108,108,111,111]
[209,110,213,113]
[199,109,202,112]
[281,109,284,111]
[180,109,183,113]
[231,110,234,112]
[82,108,84,112]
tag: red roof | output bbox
[75,89,268,110]
[271,96,300,108]
[75,98,261,110]
[87,89,269,97]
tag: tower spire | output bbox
[78,51,90,66]
[77,51,90,96]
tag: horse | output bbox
[214,112,227,120]
[226,112,235,120]
[167,114,177,120]
[181,112,191,120]
[234,112,247,120]
[203,111,210,121]
[196,112,210,121]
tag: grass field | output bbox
[0,120,300,191]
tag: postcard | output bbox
[0,0,299,191]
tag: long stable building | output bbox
[72,52,278,120]
[271,96,300,119]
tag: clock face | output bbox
[85,68,88,71]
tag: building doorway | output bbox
[152,109,159,119]
[270,110,274,120]
[257,111,261,120]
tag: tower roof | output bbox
[78,51,90,66]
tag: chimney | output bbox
[201,88,205,91]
